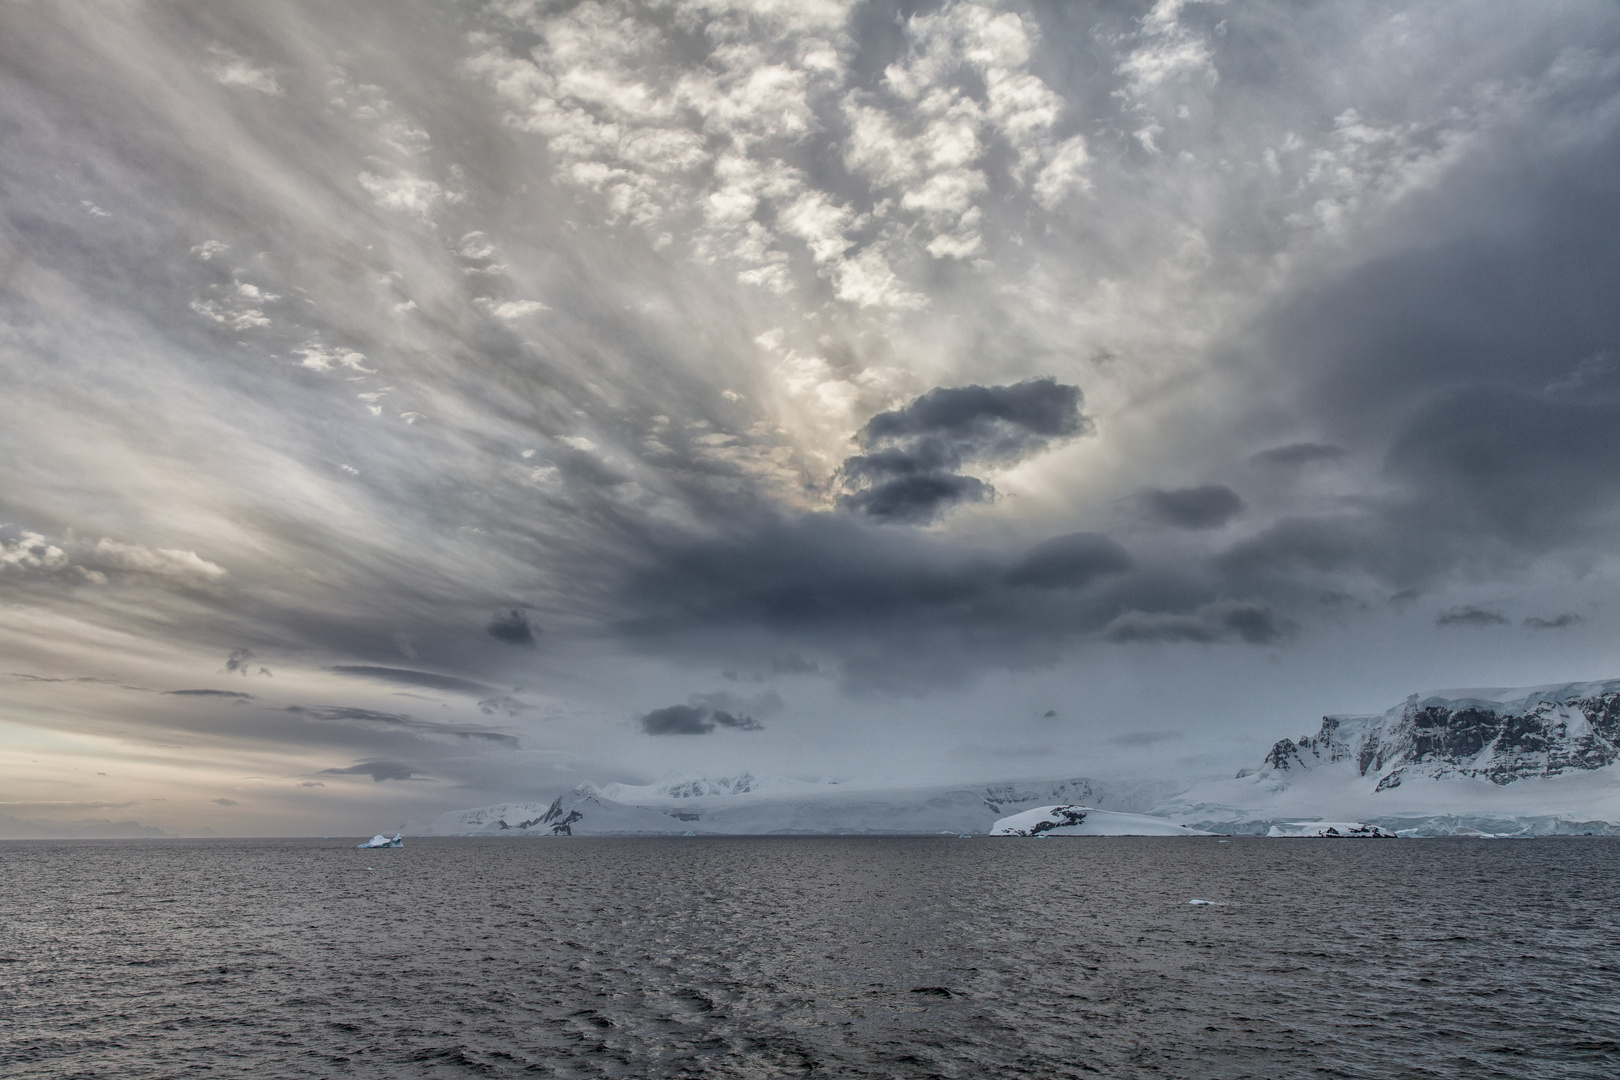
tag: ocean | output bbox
[2,836,1617,1078]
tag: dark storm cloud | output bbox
[617,511,1300,689]
[165,689,254,699]
[1224,123,1620,596]
[1524,613,1582,629]
[1436,607,1509,628]
[638,702,763,735]
[1384,388,1620,548]
[1003,533,1132,588]
[623,516,1134,641]
[838,471,991,523]
[1250,443,1346,467]
[640,704,709,735]
[486,609,538,647]
[329,665,498,696]
[319,761,424,782]
[1139,485,1245,530]
[838,379,1090,523]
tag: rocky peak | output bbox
[1256,681,1620,789]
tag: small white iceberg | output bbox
[991,805,1210,837]
[357,832,404,849]
[1266,821,1396,838]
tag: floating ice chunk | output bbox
[356,832,404,848]
[1188,899,1215,905]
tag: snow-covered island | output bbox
[1265,822,1397,838]
[990,805,1210,837]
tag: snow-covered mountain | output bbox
[1260,680,1620,789]
[417,791,692,837]
[596,771,841,803]
[411,775,1180,837]
[1157,680,1620,835]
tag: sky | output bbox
[4,0,1620,836]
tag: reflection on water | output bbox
[2,836,1617,1078]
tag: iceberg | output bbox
[356,832,403,848]
[991,805,1210,837]
[1266,821,1396,838]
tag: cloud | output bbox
[221,649,270,677]
[486,609,537,647]
[1250,443,1346,466]
[329,666,497,696]
[639,702,763,735]
[88,539,226,582]
[0,532,71,576]
[1139,485,1244,529]
[1435,606,1509,628]
[319,761,425,782]
[205,45,282,95]
[294,346,373,374]
[1103,601,1290,645]
[474,298,550,319]
[357,172,443,221]
[1004,533,1132,589]
[291,705,520,747]
[1524,613,1582,629]
[477,695,532,716]
[211,798,239,806]
[839,378,1090,523]
[639,704,713,735]
[165,689,254,699]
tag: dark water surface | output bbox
[2,837,1618,1079]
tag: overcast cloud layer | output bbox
[5,0,1620,835]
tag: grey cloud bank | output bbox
[3,0,1620,834]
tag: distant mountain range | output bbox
[410,776,1178,838]
[411,681,1620,839]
